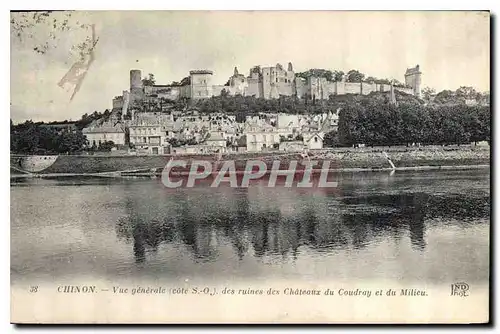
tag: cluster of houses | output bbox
[82,110,339,155]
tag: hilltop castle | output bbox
[112,63,422,111]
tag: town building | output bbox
[82,120,126,147]
[128,113,173,154]
[303,132,324,150]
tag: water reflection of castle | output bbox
[114,185,447,264]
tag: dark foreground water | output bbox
[11,169,490,286]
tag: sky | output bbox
[10,11,490,123]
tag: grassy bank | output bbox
[10,145,490,175]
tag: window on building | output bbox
[314,137,318,143]
[276,78,278,83]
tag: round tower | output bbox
[130,69,143,90]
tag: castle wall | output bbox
[246,78,261,98]
[179,85,190,98]
[113,96,124,109]
[324,81,336,98]
[295,78,308,98]
[344,82,362,95]
[394,87,414,95]
[335,82,344,95]
[159,87,181,100]
[378,84,392,92]
[276,81,294,96]
[361,82,377,95]
[229,74,248,95]
[261,67,273,99]
[212,85,226,96]
[308,77,323,99]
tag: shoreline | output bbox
[10,164,490,180]
[10,145,490,179]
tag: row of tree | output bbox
[189,91,422,119]
[336,103,490,147]
[11,120,88,154]
[421,86,490,106]
[295,68,407,86]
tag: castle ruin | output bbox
[113,63,422,109]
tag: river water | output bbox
[11,169,490,288]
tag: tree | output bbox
[421,87,436,103]
[456,86,479,100]
[180,76,191,86]
[333,71,345,82]
[296,69,334,81]
[323,130,338,147]
[434,90,457,105]
[346,70,365,83]
[392,79,404,87]
[10,120,88,154]
[142,73,156,86]
[98,140,115,152]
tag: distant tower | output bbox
[130,69,143,91]
[189,70,213,99]
[129,69,144,103]
[234,67,239,76]
[288,62,293,72]
[121,90,130,121]
[404,65,422,98]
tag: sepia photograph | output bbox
[9,10,491,324]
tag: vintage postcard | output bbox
[10,10,490,324]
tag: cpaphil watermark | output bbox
[161,159,339,188]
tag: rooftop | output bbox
[189,70,213,75]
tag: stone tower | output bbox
[189,70,213,99]
[129,69,144,103]
[130,69,143,90]
[404,65,422,98]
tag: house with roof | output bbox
[82,120,126,147]
[303,132,324,150]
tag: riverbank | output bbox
[10,145,490,177]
